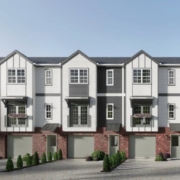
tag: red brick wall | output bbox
[0,134,6,158]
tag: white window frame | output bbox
[45,69,52,86]
[106,103,114,120]
[69,68,88,84]
[45,104,52,120]
[7,69,26,84]
[168,69,175,86]
[168,103,175,120]
[106,69,114,86]
[133,69,151,84]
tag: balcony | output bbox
[4,115,28,129]
[67,115,91,127]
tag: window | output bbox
[70,69,88,84]
[168,70,175,85]
[134,106,151,114]
[8,69,25,84]
[45,70,52,85]
[106,70,114,86]
[168,104,175,119]
[133,69,151,84]
[106,103,114,120]
[45,104,52,119]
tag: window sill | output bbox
[132,83,151,85]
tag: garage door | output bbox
[7,136,32,158]
[129,136,155,158]
[68,136,94,158]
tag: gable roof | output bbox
[61,50,96,65]
[124,50,159,65]
[0,50,34,65]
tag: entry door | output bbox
[109,135,119,155]
[171,136,180,158]
[47,135,57,155]
[70,106,88,126]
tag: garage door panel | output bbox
[68,136,94,158]
[8,136,32,158]
[130,136,155,158]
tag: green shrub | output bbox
[155,155,163,161]
[26,154,32,167]
[53,152,58,161]
[91,150,105,161]
[6,157,14,171]
[118,151,122,163]
[48,152,52,162]
[120,151,126,161]
[16,155,23,168]
[111,155,116,167]
[22,153,30,161]
[103,154,110,171]
[58,149,62,160]
[32,151,39,165]
[115,153,120,165]
[108,156,112,168]
[41,153,47,164]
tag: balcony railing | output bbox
[4,115,28,128]
[131,115,154,127]
[67,115,91,127]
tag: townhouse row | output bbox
[0,49,179,159]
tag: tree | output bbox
[32,151,39,165]
[6,157,14,171]
[16,155,23,168]
[41,152,47,164]
[103,154,110,171]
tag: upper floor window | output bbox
[106,103,114,120]
[106,69,114,86]
[133,69,151,84]
[134,106,151,114]
[168,69,175,85]
[70,69,88,84]
[168,104,175,119]
[8,69,25,84]
[45,70,52,85]
[45,104,52,119]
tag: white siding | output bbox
[62,53,97,132]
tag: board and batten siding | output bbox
[125,53,158,132]
[62,53,97,132]
[97,67,122,93]
[98,97,122,127]
[0,53,35,132]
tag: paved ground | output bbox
[1,158,180,179]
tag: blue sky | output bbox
[0,0,180,57]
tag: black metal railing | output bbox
[67,115,91,127]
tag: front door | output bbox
[47,135,57,155]
[171,136,180,158]
[109,135,119,155]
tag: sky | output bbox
[0,0,180,57]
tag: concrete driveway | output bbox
[1,158,180,180]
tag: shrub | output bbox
[16,155,23,168]
[155,155,163,161]
[53,152,58,161]
[111,155,116,167]
[108,156,112,168]
[41,153,47,164]
[103,154,110,171]
[120,151,126,161]
[32,151,39,165]
[86,156,93,161]
[48,152,52,162]
[6,157,14,171]
[91,150,105,161]
[58,149,62,160]
[163,153,170,161]
[115,152,120,165]
[26,154,32,167]
[22,153,30,161]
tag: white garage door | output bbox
[68,136,94,158]
[129,136,155,158]
[7,135,32,158]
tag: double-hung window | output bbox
[70,69,88,84]
[168,70,175,85]
[8,69,26,84]
[106,69,114,86]
[133,69,151,84]
[45,70,52,85]
[106,103,114,120]
[168,104,175,119]
[45,104,52,119]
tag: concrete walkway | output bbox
[1,158,180,179]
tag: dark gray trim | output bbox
[36,93,61,96]
[61,50,96,65]
[159,93,180,96]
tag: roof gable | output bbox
[0,50,33,65]
[61,50,96,65]
[125,50,159,65]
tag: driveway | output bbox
[1,159,180,180]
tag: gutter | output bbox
[33,63,61,67]
[159,63,180,67]
[97,63,124,67]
